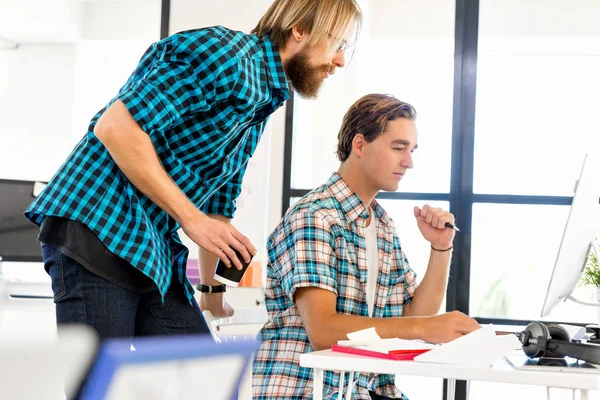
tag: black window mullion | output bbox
[281,93,295,214]
[446,0,480,399]
[290,189,450,203]
[473,194,573,205]
[160,0,170,39]
[447,0,480,316]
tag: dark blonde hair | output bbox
[337,94,417,162]
[252,0,362,52]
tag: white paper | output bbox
[346,327,381,343]
[414,325,522,367]
[340,328,436,354]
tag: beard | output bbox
[283,48,332,99]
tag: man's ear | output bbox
[291,25,307,43]
[352,134,366,158]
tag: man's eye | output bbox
[393,147,404,151]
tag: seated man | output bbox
[252,93,480,400]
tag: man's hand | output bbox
[419,311,481,344]
[182,212,256,269]
[414,205,455,249]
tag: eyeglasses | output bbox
[328,33,353,54]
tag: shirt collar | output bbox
[259,35,290,95]
[325,173,393,228]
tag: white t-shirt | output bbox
[364,208,379,317]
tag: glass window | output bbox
[379,199,450,314]
[291,0,455,194]
[470,203,598,323]
[474,0,600,196]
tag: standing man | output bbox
[253,94,480,399]
[24,0,362,340]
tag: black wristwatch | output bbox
[195,283,227,293]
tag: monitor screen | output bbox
[0,179,45,262]
[541,154,600,317]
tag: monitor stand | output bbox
[566,241,600,308]
[565,241,600,340]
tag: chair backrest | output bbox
[0,325,98,400]
[80,334,258,400]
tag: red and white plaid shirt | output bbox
[253,173,418,399]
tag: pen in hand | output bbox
[445,222,460,232]
[416,206,461,232]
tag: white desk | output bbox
[300,350,600,400]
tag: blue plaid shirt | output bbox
[25,26,289,302]
[253,173,418,400]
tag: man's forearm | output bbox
[306,312,428,351]
[95,100,200,226]
[402,248,452,316]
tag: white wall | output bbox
[0,0,161,183]
[0,45,78,182]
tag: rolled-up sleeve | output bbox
[281,211,338,302]
[117,37,240,134]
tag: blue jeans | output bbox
[42,244,210,341]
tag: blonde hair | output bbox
[337,94,417,162]
[252,0,362,52]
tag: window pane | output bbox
[379,199,449,314]
[474,0,600,196]
[291,0,455,194]
[470,203,599,323]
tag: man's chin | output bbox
[381,182,400,192]
[292,86,321,100]
[290,79,325,99]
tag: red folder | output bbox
[331,345,430,360]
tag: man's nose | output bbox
[333,51,346,68]
[403,153,414,169]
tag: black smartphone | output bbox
[213,248,253,287]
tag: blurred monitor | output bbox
[541,154,600,317]
[80,335,257,400]
[0,179,45,262]
[0,325,98,399]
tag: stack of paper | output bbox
[333,325,522,366]
[414,325,521,367]
[332,328,435,360]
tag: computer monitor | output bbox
[0,179,46,262]
[541,154,600,317]
[80,335,257,400]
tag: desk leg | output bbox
[581,389,589,400]
[338,371,346,399]
[313,368,324,400]
[446,378,456,400]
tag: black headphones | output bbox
[518,321,600,364]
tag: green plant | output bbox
[580,244,600,287]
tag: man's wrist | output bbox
[430,242,453,251]
[179,208,206,230]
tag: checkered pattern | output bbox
[253,173,418,400]
[25,26,289,302]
